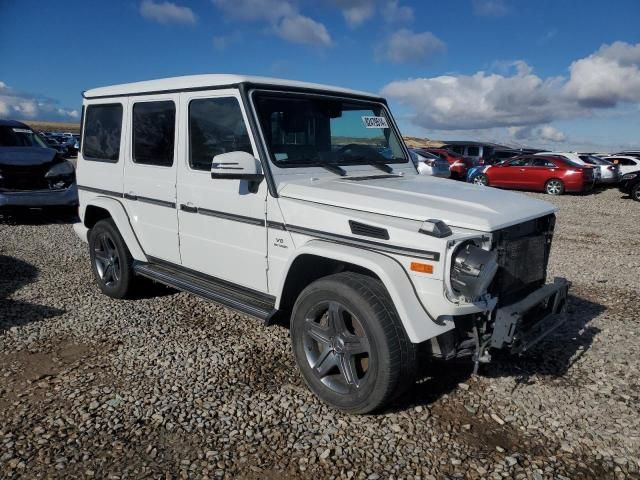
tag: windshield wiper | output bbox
[345,155,395,174]
[299,161,347,176]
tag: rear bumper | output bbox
[0,184,78,207]
[490,277,571,354]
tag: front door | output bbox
[123,95,181,263]
[176,90,268,292]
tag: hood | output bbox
[279,174,556,232]
[0,147,58,166]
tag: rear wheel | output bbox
[545,179,565,195]
[473,173,489,186]
[88,219,135,299]
[290,272,415,414]
[632,184,640,202]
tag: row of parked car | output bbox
[39,131,80,157]
[409,141,640,201]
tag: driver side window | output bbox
[509,157,531,167]
[188,97,253,171]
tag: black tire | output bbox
[290,272,415,414]
[473,173,489,186]
[88,219,135,299]
[545,178,565,195]
[632,184,640,202]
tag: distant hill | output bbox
[26,121,80,133]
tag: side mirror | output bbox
[211,151,263,182]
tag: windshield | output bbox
[579,155,610,165]
[254,93,408,168]
[0,126,48,148]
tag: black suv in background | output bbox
[0,120,78,210]
[619,170,640,202]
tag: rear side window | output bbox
[532,158,556,167]
[188,97,253,171]
[132,101,176,167]
[83,104,123,162]
[509,157,531,167]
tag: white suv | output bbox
[74,75,569,413]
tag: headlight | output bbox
[45,160,74,178]
[450,242,498,300]
[622,173,638,180]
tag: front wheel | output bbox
[290,272,415,414]
[632,184,640,202]
[473,173,489,186]
[545,179,565,195]
[88,219,136,299]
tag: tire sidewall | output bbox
[632,184,640,202]
[291,278,395,412]
[88,219,132,298]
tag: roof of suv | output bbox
[83,74,383,100]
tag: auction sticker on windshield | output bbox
[361,116,389,129]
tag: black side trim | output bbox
[349,220,390,240]
[136,195,176,209]
[267,221,287,230]
[179,204,266,226]
[287,224,440,261]
[123,193,137,200]
[136,256,276,320]
[346,174,402,181]
[180,204,197,213]
[77,185,123,197]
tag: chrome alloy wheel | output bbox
[546,179,563,195]
[302,301,371,394]
[93,232,121,287]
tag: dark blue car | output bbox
[0,119,78,209]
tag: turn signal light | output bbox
[410,262,433,274]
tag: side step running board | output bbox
[134,261,277,321]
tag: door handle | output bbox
[123,192,138,200]
[519,168,526,172]
[180,204,198,213]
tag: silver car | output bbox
[579,154,620,184]
[410,149,451,177]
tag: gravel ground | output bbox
[1,187,639,479]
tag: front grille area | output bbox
[0,162,65,192]
[490,214,555,305]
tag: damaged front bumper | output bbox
[490,277,571,354]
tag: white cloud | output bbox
[383,0,413,24]
[472,0,509,17]
[275,14,332,46]
[331,0,376,27]
[0,82,79,121]
[376,29,445,64]
[212,32,242,51]
[565,41,640,108]
[509,125,566,143]
[140,0,196,25]
[212,0,293,22]
[212,0,332,46]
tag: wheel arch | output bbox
[82,197,147,262]
[275,240,453,343]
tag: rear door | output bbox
[176,90,268,292]
[122,95,181,263]
[530,157,558,190]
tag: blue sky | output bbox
[1,0,639,151]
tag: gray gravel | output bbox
[1,187,639,479]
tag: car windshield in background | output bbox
[0,126,48,148]
[580,155,611,165]
[254,93,408,168]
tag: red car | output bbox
[472,155,595,195]
[424,148,475,180]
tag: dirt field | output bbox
[1,186,639,479]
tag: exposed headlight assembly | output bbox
[45,160,74,178]
[450,242,498,300]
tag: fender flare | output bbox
[275,239,453,343]
[82,196,147,262]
